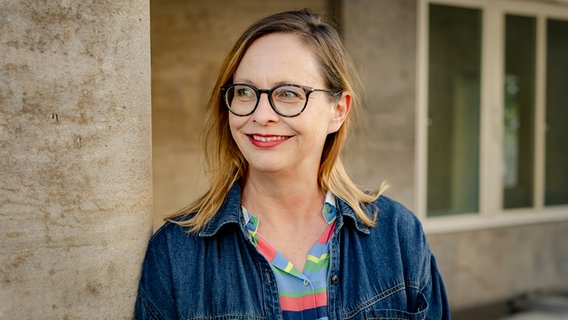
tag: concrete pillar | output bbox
[0,0,152,318]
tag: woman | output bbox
[135,9,450,320]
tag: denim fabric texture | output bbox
[135,183,450,320]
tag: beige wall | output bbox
[342,0,418,209]
[429,221,568,310]
[0,0,152,318]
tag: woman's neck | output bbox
[241,171,324,226]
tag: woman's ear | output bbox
[327,91,352,134]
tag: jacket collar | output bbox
[336,196,372,235]
[198,182,245,237]
[198,182,371,237]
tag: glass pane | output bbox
[503,15,536,209]
[427,5,482,217]
[545,19,568,206]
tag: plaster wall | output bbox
[0,0,152,318]
[342,0,418,209]
[429,221,568,311]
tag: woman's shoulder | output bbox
[375,194,417,218]
[148,217,196,245]
[372,194,426,236]
[364,195,432,266]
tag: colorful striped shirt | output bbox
[242,192,337,320]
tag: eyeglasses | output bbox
[221,83,341,117]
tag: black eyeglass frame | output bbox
[221,83,341,117]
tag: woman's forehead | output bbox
[233,33,324,87]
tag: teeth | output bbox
[252,135,288,142]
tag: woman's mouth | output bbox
[251,135,288,142]
[247,134,290,148]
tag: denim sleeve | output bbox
[134,226,177,320]
[421,252,451,319]
[392,197,451,319]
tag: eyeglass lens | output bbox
[225,84,307,117]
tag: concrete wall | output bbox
[342,0,418,209]
[0,0,152,318]
[428,221,568,311]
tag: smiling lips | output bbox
[247,134,290,148]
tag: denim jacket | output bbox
[135,183,450,319]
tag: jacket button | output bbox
[331,275,339,284]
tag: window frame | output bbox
[416,0,568,233]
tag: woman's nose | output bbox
[251,93,279,124]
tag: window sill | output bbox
[422,207,568,234]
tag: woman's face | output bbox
[228,33,350,178]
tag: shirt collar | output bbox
[198,182,371,237]
[242,191,338,236]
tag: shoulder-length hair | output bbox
[169,9,384,232]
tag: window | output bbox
[427,4,482,217]
[545,18,568,206]
[418,0,568,230]
[503,14,536,209]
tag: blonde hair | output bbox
[169,9,385,232]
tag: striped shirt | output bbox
[243,192,337,320]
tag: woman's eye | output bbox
[283,90,299,98]
[276,87,303,100]
[236,88,252,97]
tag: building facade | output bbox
[1,0,566,318]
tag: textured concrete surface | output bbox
[428,221,568,312]
[503,294,568,320]
[342,0,418,209]
[452,293,568,319]
[0,0,152,318]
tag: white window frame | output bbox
[416,0,568,233]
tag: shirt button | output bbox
[331,275,339,284]
[303,279,310,286]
